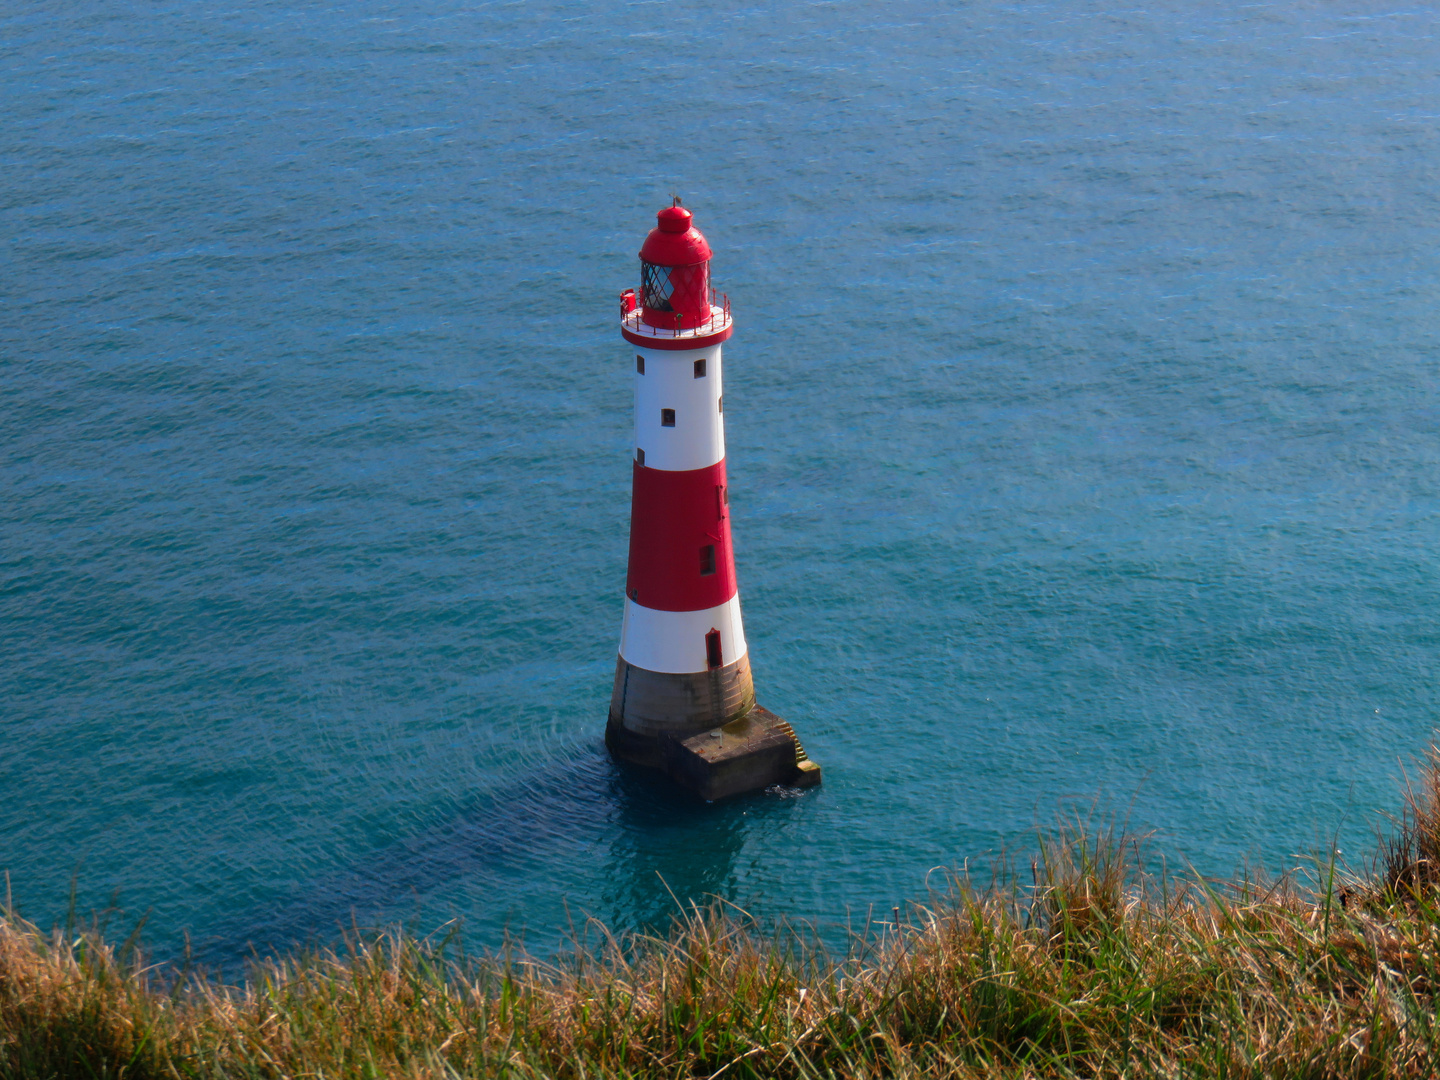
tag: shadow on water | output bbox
[598,760,751,939]
[186,740,758,974]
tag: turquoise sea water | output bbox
[6,0,1440,967]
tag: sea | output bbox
[5,0,1440,969]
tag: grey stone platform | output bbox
[606,704,821,800]
[662,706,821,801]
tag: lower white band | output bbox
[619,594,749,673]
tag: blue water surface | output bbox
[5,0,1440,967]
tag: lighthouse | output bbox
[606,201,820,800]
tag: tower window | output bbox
[636,448,645,466]
[700,544,716,576]
[705,628,722,670]
[694,358,706,378]
[636,355,645,374]
[661,408,675,427]
[718,395,723,413]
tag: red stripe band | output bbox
[626,459,737,612]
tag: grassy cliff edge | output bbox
[10,753,1440,1078]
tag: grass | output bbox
[9,754,1440,1078]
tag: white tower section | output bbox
[618,340,747,675]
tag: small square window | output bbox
[700,544,716,576]
[693,358,706,378]
[636,448,645,466]
[661,408,676,427]
[636,355,645,374]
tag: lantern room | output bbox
[619,201,732,349]
[637,202,713,330]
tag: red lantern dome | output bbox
[634,202,718,333]
[638,206,713,266]
[620,201,733,349]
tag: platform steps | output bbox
[772,718,809,765]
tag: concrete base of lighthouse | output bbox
[606,656,821,799]
[664,706,821,801]
[608,654,756,766]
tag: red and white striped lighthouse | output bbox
[606,201,819,798]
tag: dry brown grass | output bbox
[1375,743,1440,905]
[9,765,1440,1077]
